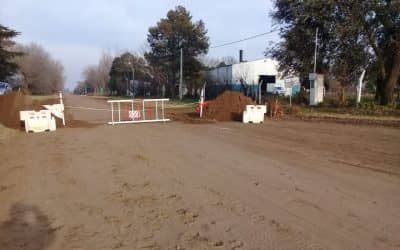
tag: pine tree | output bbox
[0,24,22,81]
[145,6,209,97]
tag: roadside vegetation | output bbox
[1,2,398,116]
[270,0,399,106]
[277,91,400,119]
[0,25,65,95]
[73,2,399,115]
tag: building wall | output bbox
[232,58,283,85]
[207,65,232,84]
[206,58,285,86]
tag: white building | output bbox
[207,58,286,87]
[206,58,301,96]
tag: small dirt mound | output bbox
[0,92,37,129]
[168,108,216,124]
[205,91,255,121]
[0,92,95,130]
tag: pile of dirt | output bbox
[168,108,216,124]
[0,92,39,129]
[0,92,95,130]
[205,91,255,121]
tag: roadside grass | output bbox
[297,104,400,117]
[102,95,197,108]
[282,93,400,120]
[297,110,400,121]
[167,97,197,108]
[286,104,400,123]
[29,94,58,101]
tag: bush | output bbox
[285,105,301,115]
[359,100,377,110]
[356,100,400,116]
[293,88,308,105]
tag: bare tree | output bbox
[79,52,113,94]
[13,43,65,94]
[199,56,220,68]
[47,60,64,93]
[200,56,238,69]
[97,52,113,88]
[234,64,251,96]
[221,56,238,65]
[82,65,98,90]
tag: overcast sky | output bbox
[1,0,280,89]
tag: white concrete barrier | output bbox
[243,105,267,124]
[20,92,65,133]
[20,110,56,133]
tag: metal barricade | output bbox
[107,99,170,125]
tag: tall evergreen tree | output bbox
[108,52,151,95]
[0,24,22,81]
[145,6,209,97]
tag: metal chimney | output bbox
[239,50,243,63]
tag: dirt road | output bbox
[0,95,399,249]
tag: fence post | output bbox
[111,103,114,125]
[118,102,121,122]
[142,100,145,120]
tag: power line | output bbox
[210,29,279,49]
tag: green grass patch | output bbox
[298,110,400,121]
[104,95,197,108]
[167,98,197,108]
[29,94,58,101]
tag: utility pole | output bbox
[131,66,135,97]
[314,27,318,73]
[179,47,183,100]
[126,75,129,96]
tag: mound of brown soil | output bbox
[0,92,95,130]
[0,92,38,129]
[205,91,255,121]
[168,108,216,124]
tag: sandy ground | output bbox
[0,95,399,250]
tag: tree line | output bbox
[0,25,65,94]
[269,0,399,105]
[74,53,113,95]
[75,6,215,98]
[75,3,398,105]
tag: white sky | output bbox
[0,0,280,89]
